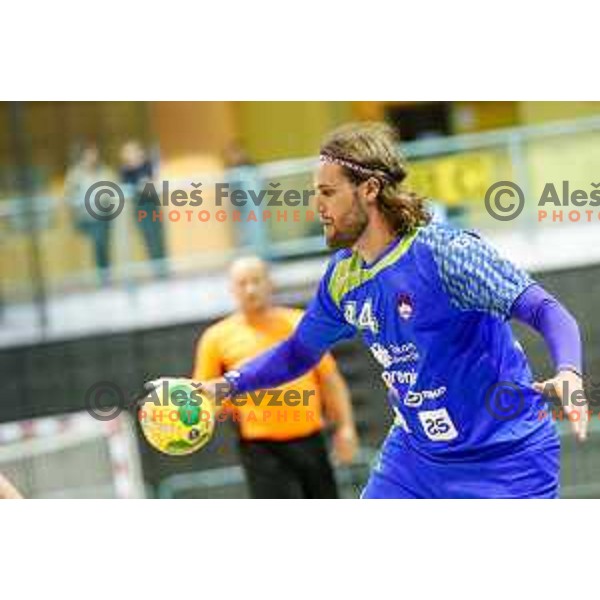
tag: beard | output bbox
[324,191,369,250]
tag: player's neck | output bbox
[353,221,397,265]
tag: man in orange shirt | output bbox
[193,256,358,499]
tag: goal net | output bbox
[0,411,145,498]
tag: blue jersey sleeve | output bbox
[224,260,356,394]
[423,227,534,319]
[297,267,357,350]
[511,283,582,374]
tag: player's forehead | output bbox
[314,162,348,189]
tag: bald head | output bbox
[229,256,269,279]
[229,256,273,315]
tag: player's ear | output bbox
[362,177,381,205]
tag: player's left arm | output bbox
[511,284,587,441]
[431,229,587,441]
[315,355,359,465]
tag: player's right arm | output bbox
[201,263,355,399]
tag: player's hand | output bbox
[533,370,588,442]
[332,423,359,465]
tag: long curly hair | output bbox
[320,122,431,236]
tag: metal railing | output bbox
[2,115,600,305]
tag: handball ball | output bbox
[138,378,215,456]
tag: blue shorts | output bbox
[361,426,560,499]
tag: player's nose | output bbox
[316,202,328,220]
[315,193,326,213]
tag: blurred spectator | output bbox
[224,141,269,256]
[64,143,114,286]
[120,140,167,278]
